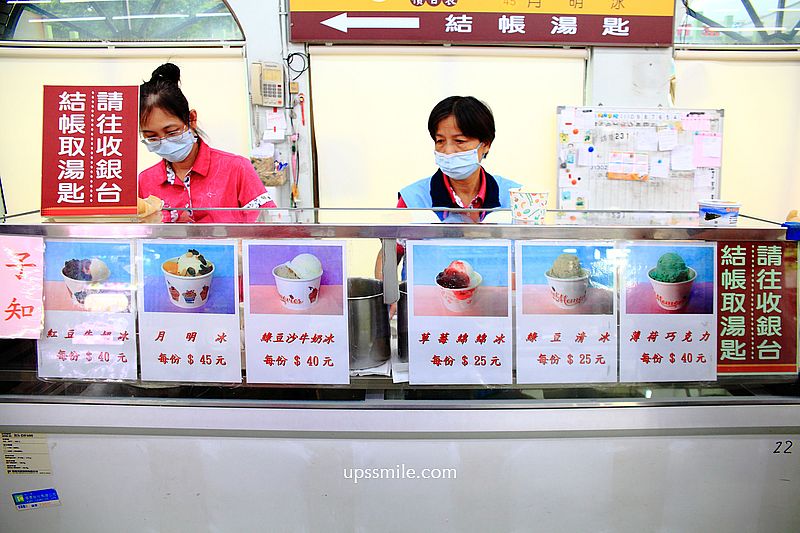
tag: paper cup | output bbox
[648,267,696,311]
[437,272,482,313]
[544,270,590,309]
[162,258,214,309]
[699,200,740,226]
[510,188,548,224]
[61,260,110,306]
[273,265,322,311]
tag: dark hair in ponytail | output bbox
[139,63,191,126]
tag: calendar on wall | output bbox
[556,106,724,212]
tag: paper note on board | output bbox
[657,128,678,151]
[577,145,595,167]
[695,168,715,188]
[635,128,659,151]
[650,153,671,178]
[682,116,711,132]
[671,145,696,171]
[694,133,722,167]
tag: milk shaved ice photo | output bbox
[162,249,215,309]
[61,258,111,305]
[435,260,482,312]
[273,253,323,310]
[648,252,696,311]
[544,253,590,309]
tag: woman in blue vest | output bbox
[398,95,520,223]
[376,96,520,277]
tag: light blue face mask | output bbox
[433,144,483,181]
[146,129,197,163]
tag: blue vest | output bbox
[399,169,520,222]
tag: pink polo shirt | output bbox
[138,139,276,223]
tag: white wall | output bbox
[310,46,587,276]
[226,0,315,215]
[674,51,800,221]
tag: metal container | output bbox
[348,277,391,370]
[397,282,408,363]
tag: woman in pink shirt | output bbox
[138,63,275,223]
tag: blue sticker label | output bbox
[12,488,60,511]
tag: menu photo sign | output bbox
[38,240,137,380]
[717,242,798,376]
[619,243,717,382]
[515,241,617,384]
[243,241,350,384]
[42,86,138,217]
[406,240,513,385]
[290,0,675,47]
[137,240,242,383]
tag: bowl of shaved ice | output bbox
[435,260,482,313]
[161,249,214,309]
[272,253,323,310]
[61,258,110,306]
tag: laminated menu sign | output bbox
[0,236,44,339]
[515,242,617,384]
[37,240,137,380]
[717,242,798,375]
[620,243,717,382]
[406,240,512,385]
[138,240,241,383]
[41,86,138,217]
[243,241,349,384]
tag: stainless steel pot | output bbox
[348,277,391,370]
[397,281,408,363]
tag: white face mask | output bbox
[434,144,483,181]
[146,129,197,163]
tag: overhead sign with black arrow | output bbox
[290,0,675,47]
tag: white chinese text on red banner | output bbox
[41,86,138,217]
[290,0,674,46]
[717,242,798,376]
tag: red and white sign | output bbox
[242,241,350,385]
[41,86,138,217]
[514,241,617,384]
[619,243,717,382]
[0,236,44,339]
[406,240,513,385]
[717,242,798,375]
[290,0,675,46]
[37,239,137,380]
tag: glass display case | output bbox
[1,210,799,532]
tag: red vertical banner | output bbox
[717,242,798,375]
[41,86,139,217]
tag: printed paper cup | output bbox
[61,259,110,306]
[273,265,322,311]
[544,271,590,309]
[510,188,548,224]
[162,258,214,309]
[648,267,696,311]
[436,272,482,313]
[699,200,740,226]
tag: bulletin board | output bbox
[556,106,724,212]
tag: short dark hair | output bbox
[427,96,495,145]
[139,62,191,126]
